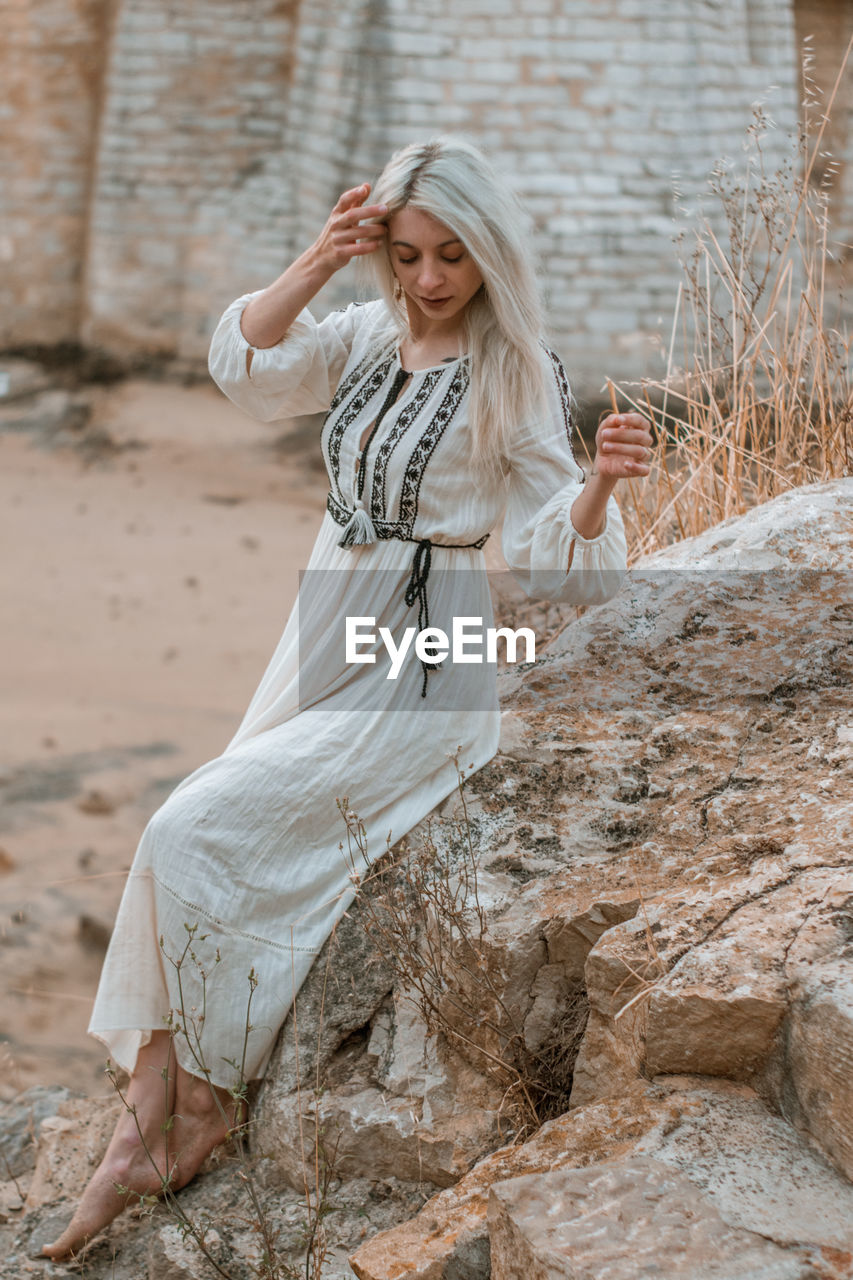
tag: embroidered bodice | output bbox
[208,291,628,606]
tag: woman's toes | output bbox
[40,1143,168,1260]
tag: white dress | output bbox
[87,291,629,1088]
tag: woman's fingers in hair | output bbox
[347,231,387,256]
[313,185,387,271]
[332,219,387,256]
[335,183,371,211]
[335,184,388,220]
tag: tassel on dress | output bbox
[338,498,377,547]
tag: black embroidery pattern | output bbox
[328,346,384,417]
[326,490,490,550]
[397,362,470,529]
[544,346,577,460]
[370,368,445,519]
[324,355,395,504]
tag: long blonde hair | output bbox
[358,136,548,486]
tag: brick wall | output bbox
[2,0,848,399]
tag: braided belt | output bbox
[328,492,491,698]
[401,534,491,698]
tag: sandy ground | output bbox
[0,373,531,1100]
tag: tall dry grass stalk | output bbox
[599,35,853,559]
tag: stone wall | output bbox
[1,0,849,397]
[1,0,112,345]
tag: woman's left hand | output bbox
[593,413,654,478]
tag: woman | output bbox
[44,136,651,1261]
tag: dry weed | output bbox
[598,36,853,559]
[339,757,590,1143]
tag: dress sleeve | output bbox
[207,289,370,422]
[501,349,628,606]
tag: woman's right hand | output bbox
[239,184,387,353]
[309,184,388,275]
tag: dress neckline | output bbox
[394,343,469,375]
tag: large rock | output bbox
[487,1157,809,1280]
[252,897,511,1191]
[571,863,853,1116]
[350,1075,853,1279]
[785,914,853,1181]
[349,479,853,1276]
[254,988,509,1190]
[25,1096,123,1210]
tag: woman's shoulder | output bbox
[321,296,394,363]
[331,296,394,335]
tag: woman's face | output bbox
[386,206,483,327]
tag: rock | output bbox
[0,386,90,442]
[487,1157,809,1280]
[354,481,853,1266]
[632,1077,853,1252]
[257,890,398,1104]
[349,1079,663,1280]
[785,938,853,1181]
[572,865,853,1109]
[25,1097,122,1209]
[0,1086,81,1180]
[76,788,116,816]
[349,1075,853,1279]
[641,477,852,570]
[76,913,112,954]
[147,1221,239,1279]
[0,358,54,402]
[255,985,508,1191]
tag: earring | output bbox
[393,279,403,302]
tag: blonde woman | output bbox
[44,136,651,1261]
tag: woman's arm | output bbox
[241,184,387,368]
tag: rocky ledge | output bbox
[2,478,851,1279]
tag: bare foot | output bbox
[40,1109,171,1260]
[42,1032,178,1262]
[41,1036,241,1262]
[168,1070,241,1192]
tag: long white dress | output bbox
[87,291,628,1088]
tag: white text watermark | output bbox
[346,615,536,679]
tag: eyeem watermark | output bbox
[346,615,536,679]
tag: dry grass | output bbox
[339,759,589,1144]
[593,35,853,560]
